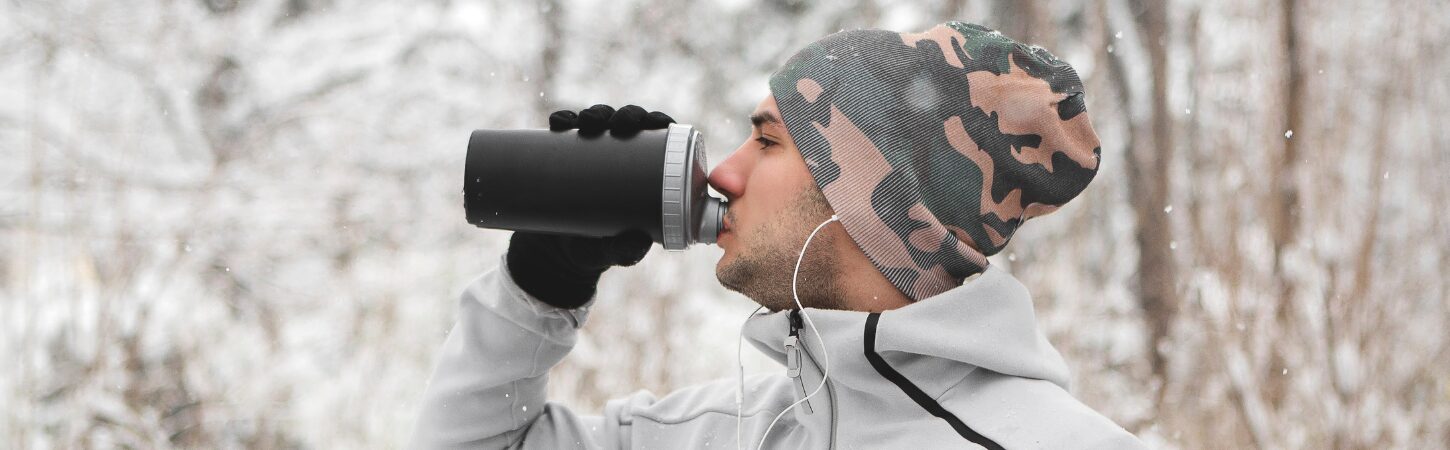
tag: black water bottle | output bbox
[463,123,727,250]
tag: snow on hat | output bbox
[768,21,1102,301]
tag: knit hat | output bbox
[768,21,1101,301]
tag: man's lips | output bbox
[717,214,734,245]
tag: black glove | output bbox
[506,104,676,309]
[549,104,677,137]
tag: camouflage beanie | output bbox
[768,21,1102,301]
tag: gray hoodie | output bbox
[410,254,1147,449]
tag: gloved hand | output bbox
[506,104,676,309]
[549,103,677,137]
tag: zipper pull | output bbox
[784,336,814,414]
[783,321,814,414]
[785,336,801,378]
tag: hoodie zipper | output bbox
[785,310,813,413]
[787,309,838,450]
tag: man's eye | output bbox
[755,137,774,149]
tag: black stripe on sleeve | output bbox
[864,312,1006,450]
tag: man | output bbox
[412,21,1146,449]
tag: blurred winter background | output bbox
[2,0,1447,448]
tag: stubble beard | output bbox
[716,186,845,312]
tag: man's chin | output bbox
[715,256,765,302]
[714,254,730,282]
[714,257,740,293]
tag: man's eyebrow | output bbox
[749,111,782,128]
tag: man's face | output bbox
[708,95,845,312]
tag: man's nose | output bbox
[706,152,745,201]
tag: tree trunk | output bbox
[1130,0,1181,408]
[1266,0,1305,408]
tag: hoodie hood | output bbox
[742,262,1070,395]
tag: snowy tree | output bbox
[2,0,1446,448]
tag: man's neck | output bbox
[827,229,912,312]
[839,275,912,311]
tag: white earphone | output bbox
[737,214,839,450]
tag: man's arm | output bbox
[409,253,626,449]
[413,104,673,448]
